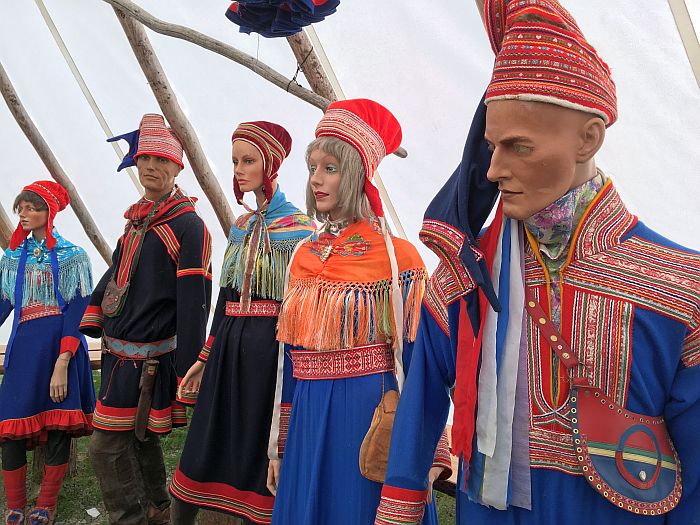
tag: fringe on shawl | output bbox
[0,250,93,308]
[219,234,301,302]
[277,267,428,351]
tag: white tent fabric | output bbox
[1,1,699,344]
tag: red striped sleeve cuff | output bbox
[79,305,104,337]
[432,430,453,480]
[198,335,215,363]
[59,336,81,355]
[375,485,426,525]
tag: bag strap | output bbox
[523,287,580,370]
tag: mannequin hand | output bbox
[425,466,445,504]
[267,459,281,496]
[50,354,70,403]
[179,361,205,398]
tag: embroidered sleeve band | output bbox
[375,486,427,525]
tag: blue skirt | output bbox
[272,371,439,524]
[0,315,95,446]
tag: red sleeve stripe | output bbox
[202,224,213,271]
[177,268,213,280]
[153,224,181,264]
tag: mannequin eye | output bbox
[513,144,533,154]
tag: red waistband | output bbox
[291,343,394,380]
[19,304,61,324]
[225,301,281,317]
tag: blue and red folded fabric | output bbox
[225,0,340,38]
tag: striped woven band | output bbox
[225,300,281,317]
[315,107,386,182]
[291,343,393,380]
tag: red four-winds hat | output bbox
[484,0,618,126]
[133,114,184,168]
[315,99,402,217]
[9,180,70,251]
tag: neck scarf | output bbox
[524,173,604,327]
[0,229,92,309]
[525,173,605,263]
[220,187,314,306]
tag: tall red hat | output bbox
[133,114,184,167]
[483,0,617,126]
[231,121,292,204]
[315,99,402,217]
[9,181,70,251]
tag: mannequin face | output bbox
[232,140,265,194]
[485,99,604,220]
[136,154,182,200]
[17,200,49,237]
[308,149,342,218]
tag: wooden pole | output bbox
[101,0,407,158]
[114,8,235,234]
[0,205,13,251]
[103,0,328,111]
[0,61,113,264]
[35,0,143,195]
[668,0,700,89]
[286,33,337,102]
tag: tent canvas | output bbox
[1,0,698,344]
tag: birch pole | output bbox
[103,0,328,111]
[0,61,113,264]
[0,205,13,251]
[113,8,235,234]
[286,32,337,102]
[102,0,407,158]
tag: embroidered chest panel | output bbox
[309,233,370,261]
[525,264,635,474]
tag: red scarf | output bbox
[114,187,197,287]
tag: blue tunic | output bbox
[270,220,447,525]
[378,185,700,524]
[0,230,95,446]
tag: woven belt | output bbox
[19,304,61,323]
[103,335,177,358]
[291,343,394,380]
[225,300,281,317]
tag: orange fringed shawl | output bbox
[277,220,427,351]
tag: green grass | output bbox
[1,373,457,523]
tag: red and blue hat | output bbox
[484,0,618,126]
[108,113,184,171]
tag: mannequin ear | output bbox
[577,117,605,163]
